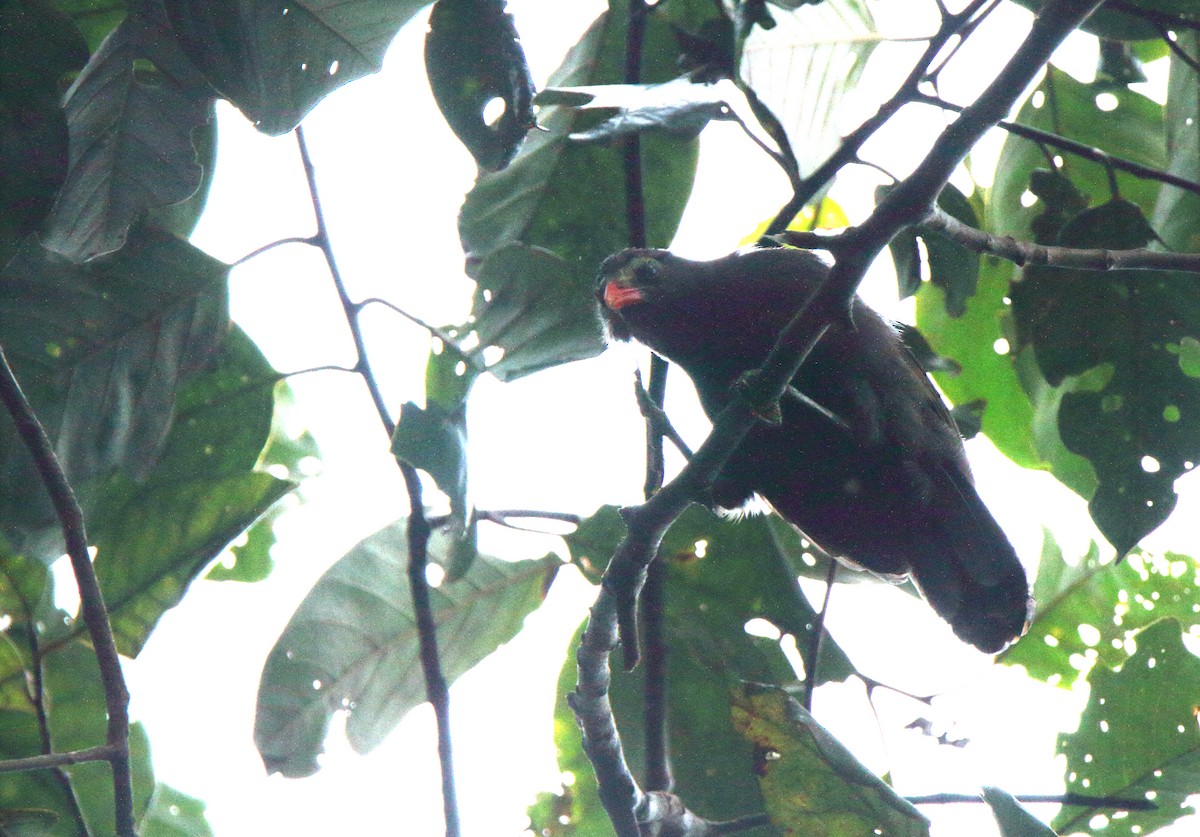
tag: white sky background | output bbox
[112,1,1200,835]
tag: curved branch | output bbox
[0,347,134,835]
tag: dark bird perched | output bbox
[597,246,1031,653]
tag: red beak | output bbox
[603,281,644,310]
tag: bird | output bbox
[596,246,1031,653]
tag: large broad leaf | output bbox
[40,6,213,262]
[1053,618,1200,836]
[165,0,431,135]
[730,682,930,837]
[88,327,292,656]
[255,519,558,777]
[0,226,228,546]
[0,0,87,250]
[1011,198,1200,554]
[546,505,855,833]
[424,0,534,171]
[1007,0,1193,41]
[458,0,704,376]
[916,67,1164,488]
[739,0,877,179]
[1000,534,1200,686]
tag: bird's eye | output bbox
[632,259,660,284]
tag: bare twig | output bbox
[231,235,315,267]
[0,346,134,835]
[803,560,838,711]
[908,792,1156,810]
[915,93,1200,198]
[295,127,460,837]
[0,745,121,775]
[921,206,1200,271]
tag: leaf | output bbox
[0,706,76,833]
[89,328,293,656]
[1011,198,1200,553]
[254,519,558,776]
[982,787,1058,837]
[458,0,703,375]
[470,243,604,381]
[887,183,980,314]
[41,9,213,262]
[392,401,468,514]
[1053,618,1200,836]
[1006,0,1177,41]
[0,226,229,546]
[739,0,878,179]
[166,0,431,135]
[539,77,738,142]
[41,643,155,836]
[1002,533,1200,687]
[0,0,86,243]
[730,682,930,837]
[425,0,535,171]
[138,784,214,837]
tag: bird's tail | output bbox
[907,465,1032,653]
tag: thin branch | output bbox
[1159,25,1200,74]
[908,793,1156,810]
[231,235,315,267]
[634,371,694,460]
[295,127,460,837]
[762,0,995,237]
[0,745,120,775]
[356,297,483,370]
[803,560,838,711]
[0,346,134,835]
[916,93,1200,198]
[922,206,1200,271]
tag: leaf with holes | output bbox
[166,0,430,135]
[254,519,558,776]
[425,0,534,171]
[731,682,930,837]
[1011,198,1200,554]
[1053,618,1200,835]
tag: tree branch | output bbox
[921,206,1200,271]
[0,346,134,835]
[295,127,460,837]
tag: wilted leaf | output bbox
[730,682,930,837]
[539,77,738,142]
[255,519,558,776]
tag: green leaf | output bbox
[921,184,981,317]
[539,77,738,142]
[1002,533,1200,686]
[1153,30,1200,257]
[739,0,877,178]
[55,0,126,53]
[730,682,930,837]
[0,706,75,836]
[41,10,213,263]
[424,0,534,171]
[138,784,214,837]
[166,0,431,135]
[982,787,1058,837]
[470,243,604,381]
[552,506,856,832]
[89,328,293,656]
[255,519,558,776]
[392,400,468,514]
[1006,0,1183,41]
[41,643,155,836]
[458,0,701,374]
[1053,618,1200,836]
[0,226,229,544]
[1012,199,1200,553]
[0,0,86,244]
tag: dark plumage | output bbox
[597,246,1031,653]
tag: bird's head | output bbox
[595,248,675,343]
